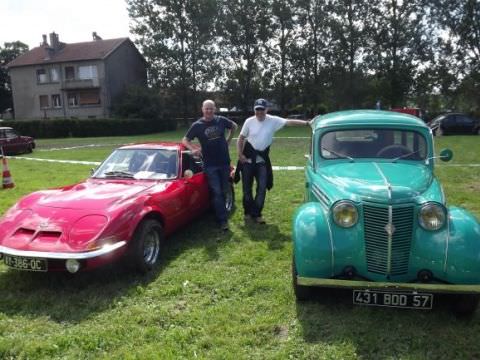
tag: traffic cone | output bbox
[2,155,15,189]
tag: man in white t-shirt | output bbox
[236,98,311,224]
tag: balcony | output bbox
[61,78,100,90]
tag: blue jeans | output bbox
[241,162,267,218]
[205,165,230,224]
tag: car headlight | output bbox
[419,202,446,231]
[332,201,358,228]
[69,215,108,246]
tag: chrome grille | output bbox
[364,204,414,276]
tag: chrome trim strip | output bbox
[312,184,330,206]
[0,241,127,260]
[297,277,480,294]
[373,162,392,200]
[387,206,393,275]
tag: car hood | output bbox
[320,162,432,201]
[36,180,160,210]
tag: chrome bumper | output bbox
[297,277,480,294]
[0,241,127,260]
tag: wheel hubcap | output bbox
[143,229,160,265]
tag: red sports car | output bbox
[0,143,234,273]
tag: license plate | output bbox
[4,255,48,272]
[353,289,433,309]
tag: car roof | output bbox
[313,110,427,129]
[118,142,185,151]
[432,113,478,120]
[0,127,13,130]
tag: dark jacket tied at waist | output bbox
[234,141,274,190]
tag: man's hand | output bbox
[238,154,248,163]
[192,148,202,157]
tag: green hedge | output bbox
[1,118,176,138]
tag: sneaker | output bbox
[220,222,229,231]
[244,214,252,221]
[254,217,266,224]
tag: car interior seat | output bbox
[166,154,177,177]
[128,152,148,172]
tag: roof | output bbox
[313,110,427,130]
[7,38,139,68]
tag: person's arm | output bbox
[285,119,312,127]
[226,120,238,144]
[237,134,248,163]
[182,137,201,157]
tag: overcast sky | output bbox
[0,0,133,49]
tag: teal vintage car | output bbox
[292,110,480,314]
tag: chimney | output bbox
[92,32,102,41]
[49,32,60,50]
[41,34,48,46]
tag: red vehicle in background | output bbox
[391,108,424,121]
[0,127,35,155]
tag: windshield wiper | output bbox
[392,150,421,162]
[103,170,135,178]
[321,147,355,162]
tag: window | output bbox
[5,129,18,139]
[78,65,98,80]
[320,129,427,160]
[79,90,100,105]
[67,93,78,107]
[67,90,100,107]
[39,95,49,109]
[52,94,61,108]
[37,69,48,83]
[65,66,75,80]
[50,68,59,82]
[181,152,203,174]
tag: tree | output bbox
[432,0,480,112]
[127,0,219,119]
[0,41,29,113]
[365,0,433,108]
[327,1,373,108]
[217,0,271,114]
[293,0,330,113]
[266,0,297,114]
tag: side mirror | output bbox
[439,148,453,162]
[90,167,97,176]
[184,169,193,178]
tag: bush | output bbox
[1,117,176,139]
[112,86,166,121]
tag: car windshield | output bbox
[93,148,178,180]
[320,129,427,161]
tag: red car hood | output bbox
[37,179,158,210]
[0,180,169,252]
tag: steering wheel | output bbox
[376,144,412,158]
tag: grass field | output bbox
[0,127,479,359]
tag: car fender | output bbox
[122,200,166,241]
[292,202,334,278]
[444,206,480,283]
